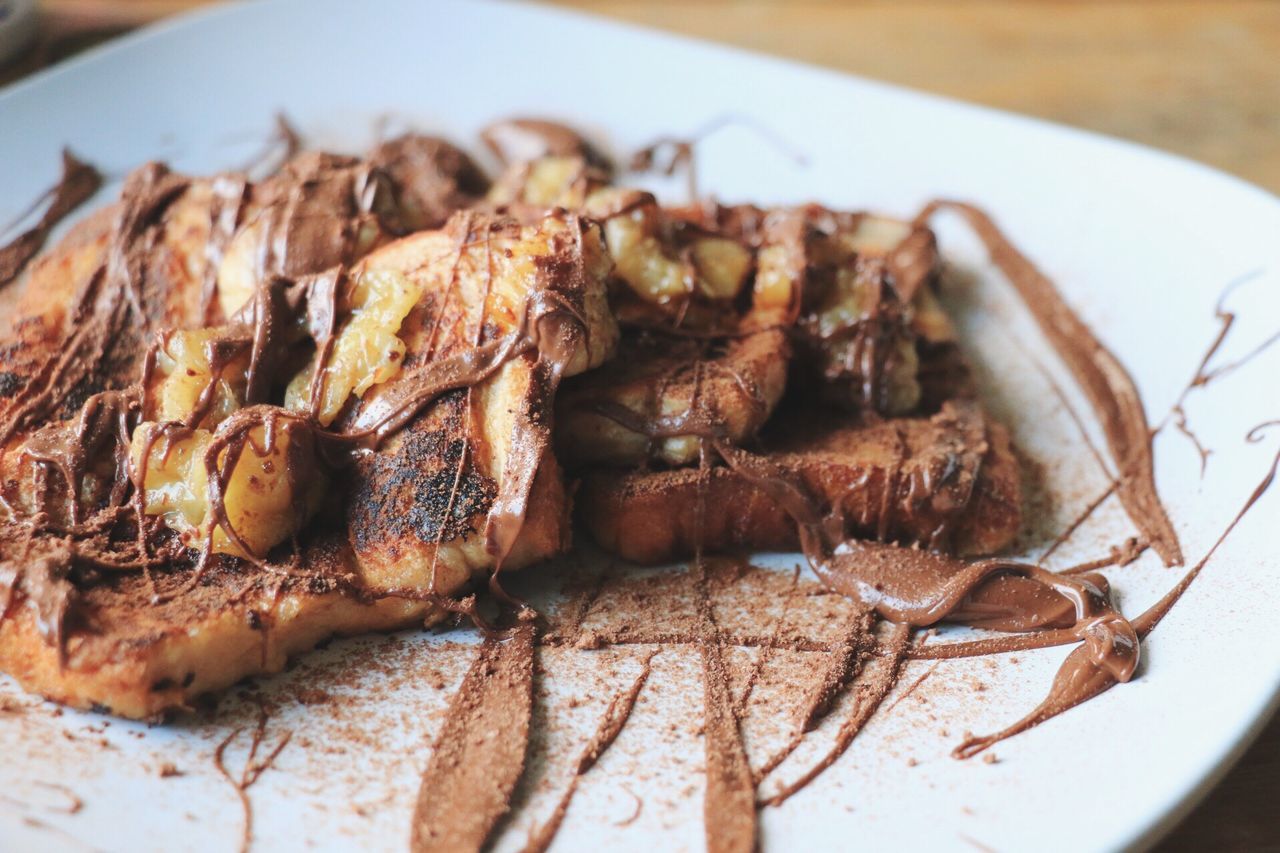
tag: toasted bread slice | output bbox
[337,211,617,593]
[0,529,434,718]
[1,166,609,717]
[579,400,1021,565]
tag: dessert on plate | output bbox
[0,119,1158,757]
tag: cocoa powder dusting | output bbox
[698,638,756,853]
[521,649,657,853]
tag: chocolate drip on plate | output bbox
[916,201,1183,567]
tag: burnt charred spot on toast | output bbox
[347,393,497,552]
[0,372,23,397]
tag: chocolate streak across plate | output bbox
[916,201,1184,567]
[412,624,535,852]
[0,151,102,290]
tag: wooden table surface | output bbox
[6,1,1279,849]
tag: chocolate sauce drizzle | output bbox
[0,150,102,290]
[213,701,294,853]
[956,422,1280,758]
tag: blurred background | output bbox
[3,0,1277,194]
[1,1,1276,849]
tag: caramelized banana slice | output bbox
[489,159,753,324]
[557,328,789,467]
[128,414,323,559]
[150,327,252,427]
[126,321,323,560]
[283,267,421,426]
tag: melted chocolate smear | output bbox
[521,649,656,853]
[411,624,535,853]
[955,422,1280,758]
[817,541,1124,638]
[369,134,490,232]
[709,404,1148,760]
[0,150,102,290]
[248,152,394,282]
[916,201,1183,566]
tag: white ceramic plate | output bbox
[2,1,1279,851]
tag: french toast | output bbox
[0,527,432,718]
[0,119,1024,720]
[333,211,617,594]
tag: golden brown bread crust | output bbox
[578,404,1021,565]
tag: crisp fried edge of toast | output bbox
[0,588,434,719]
[577,415,1021,565]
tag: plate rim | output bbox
[1,1,1278,850]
